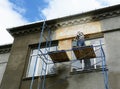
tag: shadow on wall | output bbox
[46,63,69,89]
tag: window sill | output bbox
[22,74,57,81]
[70,68,108,75]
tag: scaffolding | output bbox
[29,20,109,89]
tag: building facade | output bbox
[1,4,120,89]
[0,44,11,86]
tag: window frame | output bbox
[26,41,58,78]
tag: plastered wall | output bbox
[0,53,10,86]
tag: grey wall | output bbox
[104,30,120,89]
[2,14,120,89]
[20,62,105,89]
[0,29,105,89]
[101,15,120,89]
[0,53,10,85]
[46,63,104,89]
[0,32,45,89]
[101,16,120,32]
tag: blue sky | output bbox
[9,0,48,22]
[0,0,120,45]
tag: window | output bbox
[26,45,58,77]
[71,38,105,71]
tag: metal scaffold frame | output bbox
[29,18,109,89]
[29,19,53,89]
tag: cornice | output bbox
[10,28,41,36]
[49,9,120,29]
[7,5,120,37]
[0,44,12,54]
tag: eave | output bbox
[7,4,120,37]
[0,44,12,54]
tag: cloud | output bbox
[42,0,102,19]
[97,0,120,6]
[42,0,120,20]
[106,0,120,5]
[0,0,28,45]
[11,3,26,15]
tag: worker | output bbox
[76,31,85,47]
[76,31,91,70]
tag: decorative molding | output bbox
[11,28,40,36]
[0,44,12,54]
[92,10,120,20]
[48,16,92,29]
[49,9,120,29]
[9,9,120,37]
[0,48,11,54]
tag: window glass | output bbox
[26,46,58,77]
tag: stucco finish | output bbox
[0,33,41,89]
[100,15,120,89]
[0,28,105,89]
[104,31,120,89]
[0,53,10,86]
[45,63,104,89]
[1,10,120,89]
[20,62,105,89]
[0,53,10,63]
[54,21,101,40]
[101,16,120,32]
[58,39,72,60]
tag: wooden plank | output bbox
[48,50,69,63]
[73,46,96,60]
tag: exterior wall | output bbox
[0,20,105,89]
[101,16,120,32]
[53,21,101,40]
[1,8,120,89]
[0,53,10,86]
[0,32,41,89]
[45,63,104,89]
[21,63,105,89]
[58,39,72,60]
[101,15,120,89]
[104,31,120,89]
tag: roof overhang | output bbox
[7,4,120,37]
[0,44,12,54]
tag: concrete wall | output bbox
[100,15,120,89]
[20,62,105,89]
[53,21,101,40]
[0,32,42,89]
[0,24,105,89]
[58,39,72,60]
[104,31,120,89]
[0,53,10,86]
[101,16,120,32]
[46,62,104,89]
[2,14,120,89]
